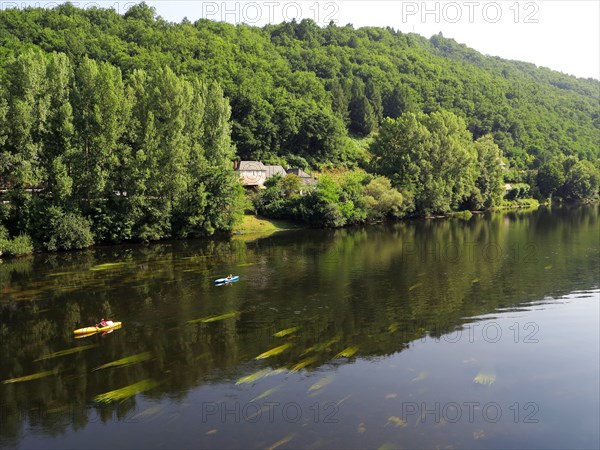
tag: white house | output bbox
[234,160,316,190]
[234,161,287,189]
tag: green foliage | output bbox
[193,166,246,235]
[463,187,485,211]
[505,183,531,201]
[349,79,377,136]
[302,175,350,227]
[1,6,595,174]
[473,135,505,208]
[45,207,94,251]
[3,234,34,257]
[284,154,309,170]
[383,84,417,119]
[253,175,288,219]
[362,177,406,220]
[254,170,408,226]
[0,47,241,249]
[123,2,156,22]
[0,5,597,240]
[281,174,303,197]
[0,225,34,257]
[536,160,566,199]
[561,160,600,201]
[370,110,478,215]
[500,198,540,209]
[339,136,371,167]
[72,57,129,200]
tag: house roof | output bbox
[237,161,266,171]
[265,165,287,178]
[236,161,316,187]
[286,168,312,178]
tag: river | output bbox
[1,205,598,449]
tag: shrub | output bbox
[517,198,540,208]
[0,228,34,257]
[500,198,540,209]
[297,189,347,227]
[363,177,406,220]
[462,187,485,211]
[45,207,94,251]
[505,183,531,200]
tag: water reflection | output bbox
[0,205,598,449]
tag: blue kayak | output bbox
[215,275,239,284]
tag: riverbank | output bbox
[231,215,302,241]
[2,201,595,258]
[497,198,541,209]
[233,215,302,234]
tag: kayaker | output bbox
[97,319,114,328]
[226,274,233,280]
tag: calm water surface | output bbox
[1,205,599,449]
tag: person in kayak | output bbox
[226,274,233,280]
[97,319,114,328]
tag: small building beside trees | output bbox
[234,160,315,191]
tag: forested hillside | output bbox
[1,3,598,252]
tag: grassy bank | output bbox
[232,215,302,241]
[498,198,541,209]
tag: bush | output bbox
[500,198,540,209]
[255,171,411,227]
[45,207,94,251]
[262,199,288,219]
[362,177,406,220]
[0,226,34,257]
[462,187,485,211]
[6,234,34,255]
[516,198,540,208]
[505,183,531,200]
[303,199,346,228]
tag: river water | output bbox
[1,205,598,449]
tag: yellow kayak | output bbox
[74,322,122,336]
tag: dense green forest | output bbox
[0,3,599,253]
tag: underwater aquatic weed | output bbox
[94,379,160,403]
